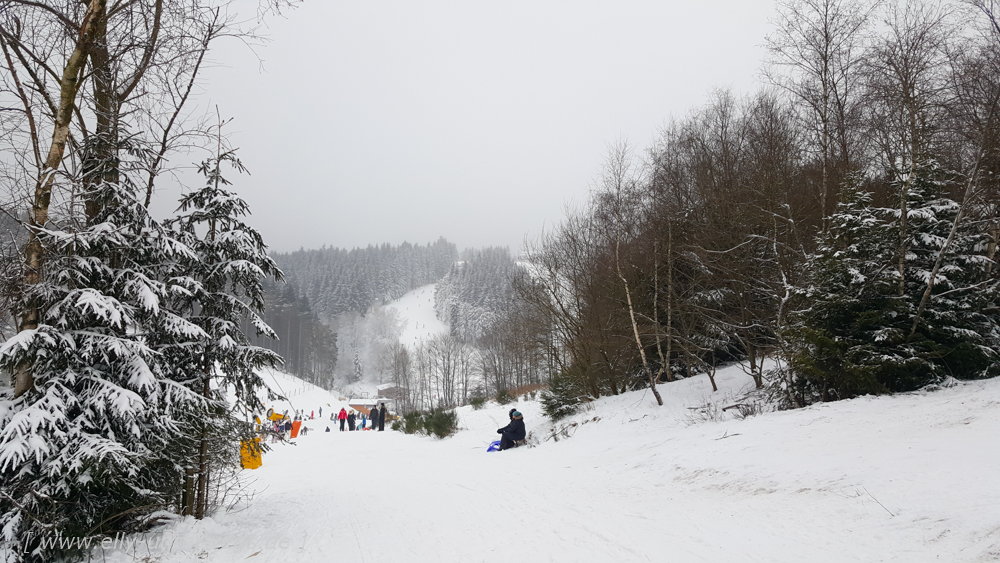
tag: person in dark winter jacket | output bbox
[347,411,356,431]
[378,403,387,431]
[338,408,348,431]
[497,410,526,450]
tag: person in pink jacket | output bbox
[338,408,348,431]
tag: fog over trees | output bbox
[267,242,541,411]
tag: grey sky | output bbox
[176,0,778,254]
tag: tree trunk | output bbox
[16,0,108,398]
[183,466,195,516]
[616,239,663,406]
[195,375,210,519]
[87,8,115,222]
[708,353,719,392]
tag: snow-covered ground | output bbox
[99,366,1000,562]
[385,283,448,348]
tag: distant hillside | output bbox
[272,238,458,320]
[434,247,518,341]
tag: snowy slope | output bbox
[257,367,350,423]
[333,285,448,400]
[98,366,1000,562]
[384,283,449,348]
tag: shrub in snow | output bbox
[399,409,457,438]
[401,411,423,434]
[423,409,458,438]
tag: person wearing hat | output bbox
[496,410,526,450]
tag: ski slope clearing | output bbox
[257,368,351,420]
[100,366,1000,562]
[385,283,448,348]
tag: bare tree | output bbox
[603,141,663,405]
[765,0,874,229]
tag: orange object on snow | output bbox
[291,420,302,438]
[240,437,262,469]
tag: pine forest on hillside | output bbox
[273,238,458,319]
[259,244,537,409]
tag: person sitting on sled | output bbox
[496,410,526,450]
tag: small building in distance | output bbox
[347,384,399,418]
[376,383,401,403]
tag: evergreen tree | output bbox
[164,148,283,517]
[787,164,1000,403]
[0,139,203,560]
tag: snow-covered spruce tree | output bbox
[540,371,585,421]
[0,138,204,561]
[786,164,1000,404]
[163,147,282,519]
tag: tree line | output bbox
[517,0,1000,414]
[247,281,339,390]
[434,246,518,342]
[273,238,459,319]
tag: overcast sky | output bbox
[165,0,779,254]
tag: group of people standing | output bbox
[333,403,388,432]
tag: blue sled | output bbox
[487,440,501,452]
